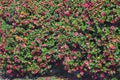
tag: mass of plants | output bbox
[0,0,120,79]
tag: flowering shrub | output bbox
[0,0,120,79]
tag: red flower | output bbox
[0,29,3,33]
[116,1,120,6]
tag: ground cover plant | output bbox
[0,0,120,79]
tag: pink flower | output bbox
[46,55,50,59]
[46,77,50,80]
[110,26,115,30]
[100,73,105,78]
[80,71,84,76]
[31,41,35,45]
[83,3,89,8]
[115,16,120,21]
[12,66,16,69]
[84,60,89,65]
[21,43,26,48]
[40,63,45,68]
[63,0,68,2]
[101,12,106,16]
[17,65,21,69]
[74,32,78,36]
[37,58,41,62]
[87,26,92,30]
[80,33,83,36]
[72,50,76,54]
[65,57,70,62]
[35,38,40,43]
[33,70,39,74]
[75,12,79,17]
[23,20,29,25]
[103,52,109,57]
[73,56,77,59]
[87,21,94,25]
[7,70,12,74]
[0,6,2,9]
[15,59,20,63]
[33,56,37,60]
[0,29,3,33]
[110,44,115,50]
[111,20,115,24]
[99,19,104,24]
[106,4,110,7]
[64,11,71,16]
[33,19,38,25]
[5,13,10,17]
[64,44,68,49]
[42,44,47,47]
[7,65,11,69]
[16,7,19,11]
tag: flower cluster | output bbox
[0,0,120,79]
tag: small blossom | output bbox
[101,12,106,16]
[42,44,47,47]
[7,70,12,74]
[106,4,110,7]
[31,41,35,45]
[35,38,40,43]
[109,44,115,50]
[63,0,68,2]
[33,56,37,60]
[73,56,77,59]
[65,57,70,62]
[64,11,71,16]
[74,32,78,36]
[111,20,115,24]
[0,6,2,9]
[116,1,120,5]
[64,44,68,49]
[110,26,115,30]
[83,3,89,8]
[46,55,50,59]
[80,71,84,76]
[33,70,39,74]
